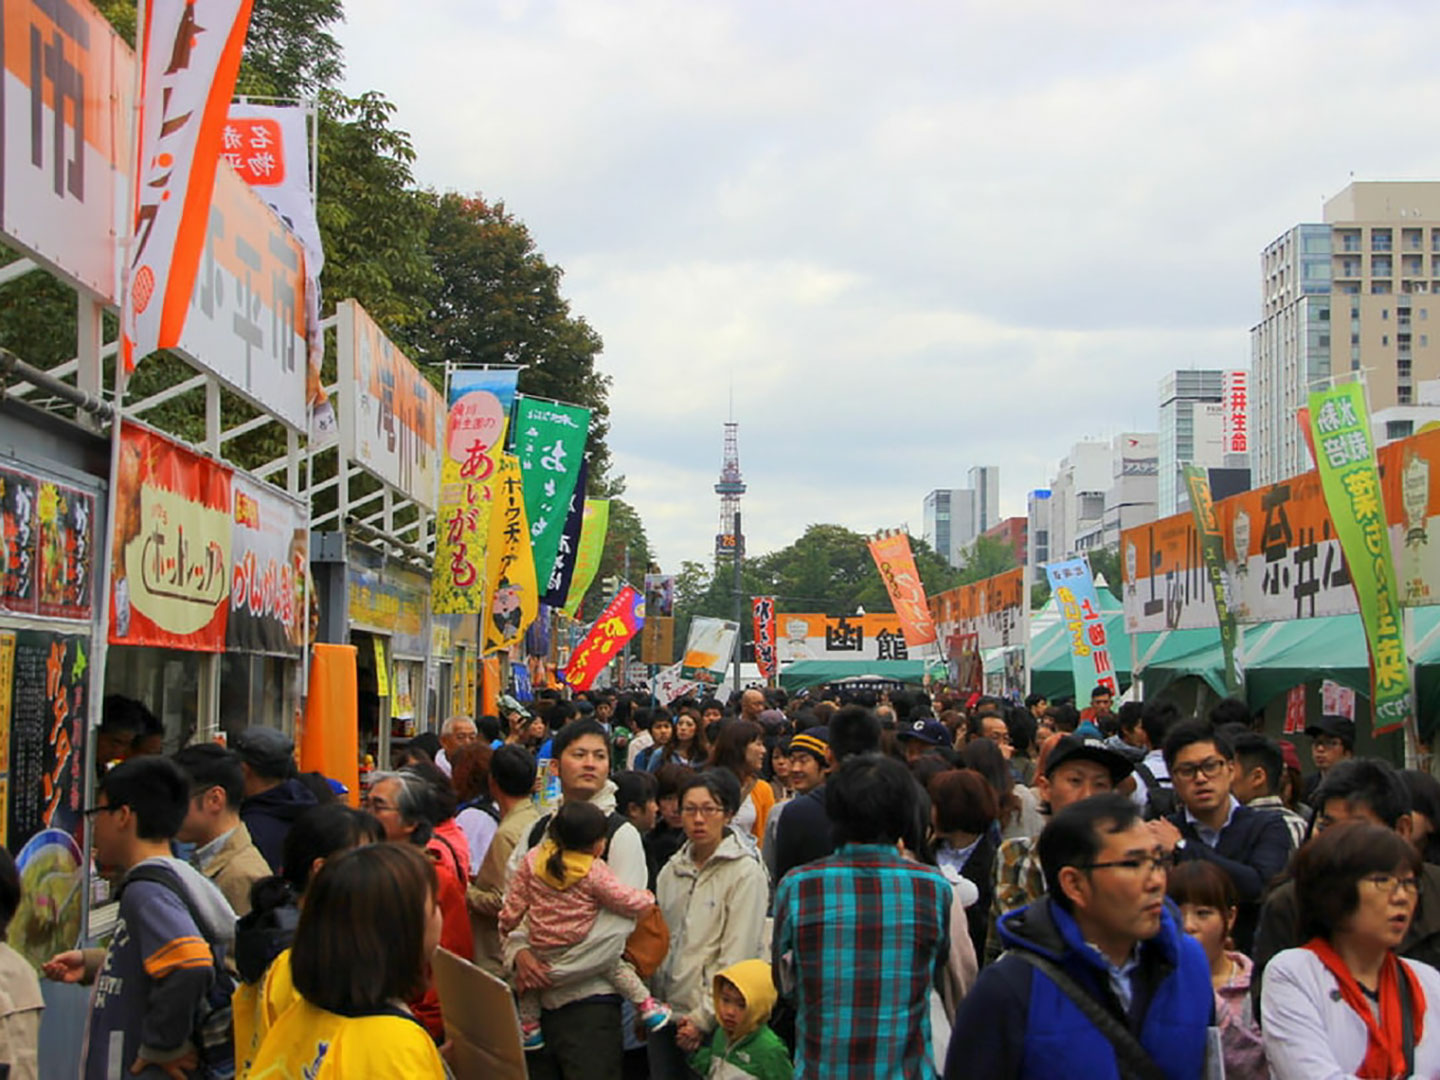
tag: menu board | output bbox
[6,632,86,854]
[0,465,94,622]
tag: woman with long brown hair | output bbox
[707,720,775,845]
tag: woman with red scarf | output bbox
[1262,821,1440,1079]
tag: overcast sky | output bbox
[337,1,1440,570]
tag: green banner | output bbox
[513,397,591,594]
[1308,382,1412,735]
[561,499,610,617]
[1182,465,1242,695]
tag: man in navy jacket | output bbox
[1150,722,1294,954]
[945,794,1212,1079]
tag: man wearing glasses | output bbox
[1149,722,1294,954]
[947,794,1213,1079]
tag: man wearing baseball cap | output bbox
[896,717,951,763]
[233,726,316,872]
[983,734,1133,963]
[1303,713,1355,805]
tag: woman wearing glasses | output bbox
[649,770,769,1079]
[1262,821,1440,1080]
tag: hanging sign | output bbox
[541,456,588,608]
[680,617,740,685]
[1183,465,1241,694]
[482,454,539,655]
[1046,557,1118,699]
[432,368,520,613]
[513,397,590,595]
[752,596,777,681]
[561,499,610,617]
[122,0,256,369]
[226,476,306,657]
[929,567,1026,651]
[1308,382,1411,735]
[867,530,937,648]
[774,613,910,662]
[110,424,232,651]
[562,586,644,691]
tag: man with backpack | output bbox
[948,795,1214,1079]
[503,719,648,1080]
[45,756,237,1080]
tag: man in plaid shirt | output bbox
[773,754,951,1078]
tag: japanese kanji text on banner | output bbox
[867,530,937,648]
[752,596,777,682]
[1308,382,1412,735]
[1182,465,1241,693]
[1046,558,1118,699]
[482,454,539,655]
[432,368,520,613]
[122,0,255,369]
[563,586,645,691]
[513,397,590,595]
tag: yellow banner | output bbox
[483,454,539,654]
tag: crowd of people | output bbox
[7,684,1440,1077]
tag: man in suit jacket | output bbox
[1148,721,1293,954]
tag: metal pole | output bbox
[733,510,743,694]
[621,544,631,687]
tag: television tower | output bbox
[714,421,746,563]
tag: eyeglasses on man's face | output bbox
[680,804,725,819]
[1081,852,1176,876]
[1172,757,1228,783]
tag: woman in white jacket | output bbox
[1262,821,1440,1080]
[649,769,769,1080]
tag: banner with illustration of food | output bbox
[227,476,308,656]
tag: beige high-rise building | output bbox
[1252,181,1440,484]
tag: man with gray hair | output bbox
[435,714,479,777]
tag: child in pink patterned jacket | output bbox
[499,800,673,1050]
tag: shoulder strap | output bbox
[123,864,217,951]
[602,812,628,861]
[433,832,466,883]
[1011,950,1168,1080]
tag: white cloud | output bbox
[336,0,1440,565]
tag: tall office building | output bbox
[922,467,1000,567]
[1157,370,1250,515]
[1253,181,1440,485]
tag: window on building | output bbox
[1383,335,1390,346]
[1399,385,1413,404]
[1423,335,1430,347]
[1374,229,1393,252]
[1399,359,1412,375]
[1388,420,1415,440]
[1384,309,1391,320]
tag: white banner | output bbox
[654,661,701,705]
[122,0,255,369]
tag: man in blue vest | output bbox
[946,794,1212,1079]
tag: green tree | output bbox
[1085,546,1124,601]
[235,0,345,99]
[955,534,1019,586]
[578,499,653,621]
[416,193,613,487]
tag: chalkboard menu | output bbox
[4,631,86,853]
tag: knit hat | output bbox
[788,727,830,765]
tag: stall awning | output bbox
[778,659,942,692]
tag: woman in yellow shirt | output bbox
[233,804,383,1077]
[248,842,447,1079]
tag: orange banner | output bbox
[867,530,937,647]
[929,567,1026,650]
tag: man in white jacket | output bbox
[503,719,646,1080]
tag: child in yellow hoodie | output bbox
[689,959,793,1080]
[499,800,671,1049]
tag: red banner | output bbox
[867,530,937,647]
[562,586,644,691]
[110,424,232,650]
[752,596,776,681]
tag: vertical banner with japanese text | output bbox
[1308,382,1412,735]
[513,397,590,595]
[562,586,644,691]
[432,368,520,613]
[561,499,610,617]
[1182,465,1241,693]
[542,456,588,608]
[681,617,740,685]
[867,530,937,648]
[482,454,538,655]
[752,596,777,682]
[7,630,86,853]
[123,0,255,369]
[223,102,333,439]
[1046,558,1118,699]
